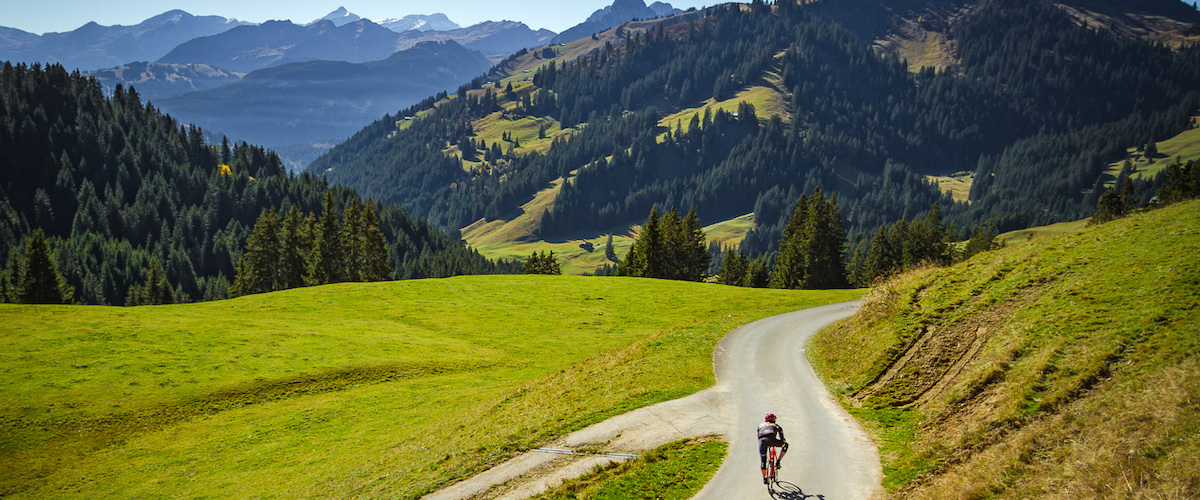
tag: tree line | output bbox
[230,192,392,297]
[0,62,513,305]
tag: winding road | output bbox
[694,302,881,500]
[421,302,880,500]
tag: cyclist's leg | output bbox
[759,439,770,482]
[777,440,789,467]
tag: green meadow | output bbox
[1,276,861,498]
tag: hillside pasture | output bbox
[0,277,860,498]
[1103,117,1200,184]
[811,200,1200,497]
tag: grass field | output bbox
[464,213,757,276]
[995,217,1088,247]
[925,171,974,204]
[1,276,860,498]
[658,86,790,137]
[809,200,1200,497]
[1104,118,1200,184]
[533,438,727,500]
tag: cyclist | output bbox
[758,413,788,484]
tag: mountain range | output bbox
[87,62,242,102]
[156,41,492,153]
[0,10,245,71]
[313,7,461,32]
[552,0,684,44]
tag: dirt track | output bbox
[422,302,880,500]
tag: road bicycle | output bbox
[765,444,780,493]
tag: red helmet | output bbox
[765,413,777,422]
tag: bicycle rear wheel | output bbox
[766,446,778,489]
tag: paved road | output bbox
[693,302,881,500]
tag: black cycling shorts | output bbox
[759,437,788,469]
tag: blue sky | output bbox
[2,0,716,35]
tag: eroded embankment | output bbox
[811,200,1200,498]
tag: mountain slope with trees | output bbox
[0,62,509,305]
[310,0,1200,269]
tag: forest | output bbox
[311,0,1200,258]
[0,63,513,305]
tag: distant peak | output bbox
[313,6,362,27]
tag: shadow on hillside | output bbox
[771,480,824,500]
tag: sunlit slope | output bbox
[811,200,1200,497]
[1,276,861,498]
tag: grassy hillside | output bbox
[810,200,1200,497]
[464,213,756,276]
[1,276,860,498]
[1104,117,1200,184]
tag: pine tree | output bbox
[342,199,364,281]
[1091,186,1127,224]
[16,229,73,304]
[307,191,345,286]
[279,206,310,289]
[800,191,847,289]
[745,256,770,288]
[132,257,175,305]
[718,246,748,286]
[604,234,617,262]
[359,204,392,281]
[678,207,709,281]
[231,208,281,296]
[772,194,809,289]
[0,247,22,303]
[963,220,1000,260]
[523,250,562,275]
[618,207,661,277]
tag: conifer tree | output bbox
[0,248,17,303]
[772,194,809,289]
[231,208,281,296]
[618,207,661,277]
[801,191,847,289]
[278,206,310,289]
[307,191,346,286]
[129,257,175,305]
[15,229,73,304]
[719,246,748,286]
[963,220,1000,260]
[523,250,562,275]
[773,189,847,289]
[342,199,364,281]
[359,204,392,281]
[678,208,710,281]
[605,234,617,262]
[745,256,770,288]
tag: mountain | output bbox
[312,6,362,27]
[156,41,491,150]
[156,18,406,73]
[0,62,506,306]
[394,21,556,60]
[307,0,1200,268]
[0,10,245,71]
[377,13,461,32]
[552,0,682,45]
[86,61,242,102]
